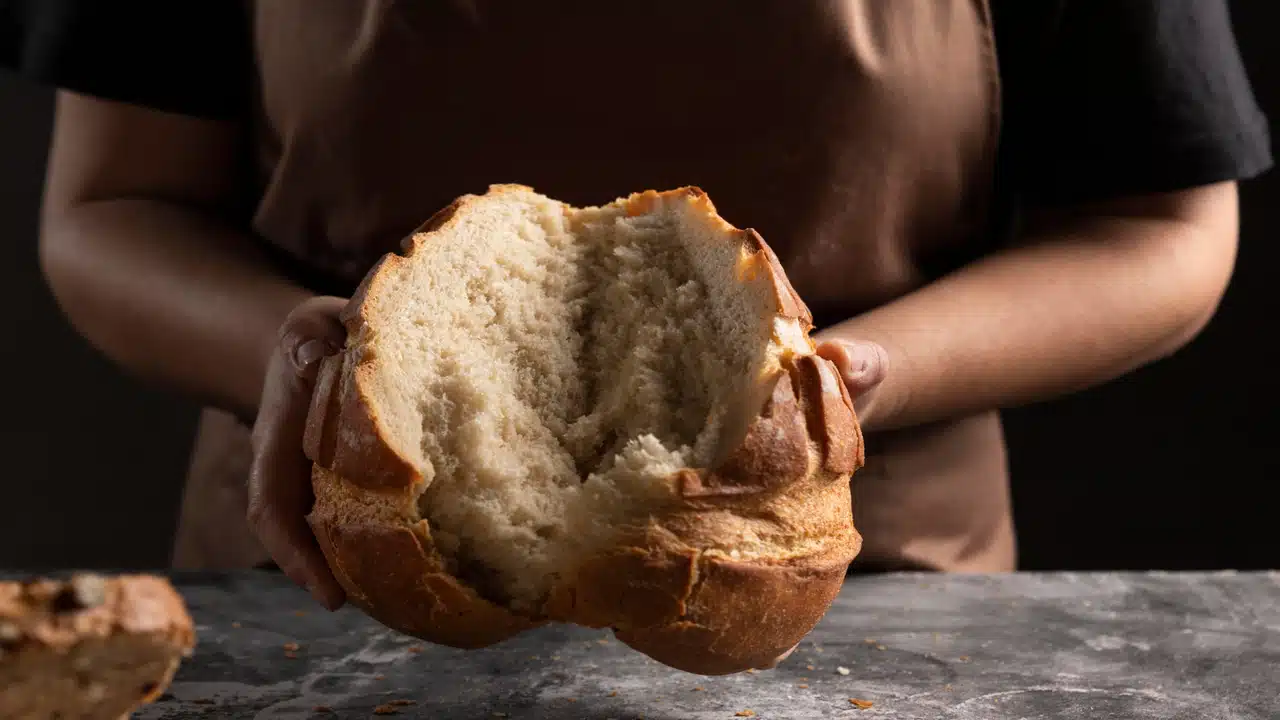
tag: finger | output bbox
[248,299,348,610]
[250,350,344,609]
[250,349,345,609]
[816,339,889,399]
[277,297,348,373]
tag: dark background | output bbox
[1,3,1275,571]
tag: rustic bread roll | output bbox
[304,186,864,675]
[0,574,195,719]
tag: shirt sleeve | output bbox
[996,0,1272,205]
[0,0,250,120]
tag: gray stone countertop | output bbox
[121,570,1278,719]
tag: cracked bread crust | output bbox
[547,352,863,675]
[304,186,864,674]
[0,574,195,719]
[308,465,539,649]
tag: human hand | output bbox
[247,296,349,610]
[815,338,890,420]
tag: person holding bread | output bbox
[3,0,1270,630]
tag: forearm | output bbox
[40,199,311,422]
[821,184,1238,432]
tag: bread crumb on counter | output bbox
[0,575,198,719]
[849,698,874,709]
[735,711,757,717]
[837,666,851,675]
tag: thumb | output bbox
[815,338,889,399]
[276,297,348,379]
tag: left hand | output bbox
[247,295,349,611]
[815,338,890,420]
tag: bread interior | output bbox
[0,635,180,719]
[358,188,801,610]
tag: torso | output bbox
[173,0,1016,574]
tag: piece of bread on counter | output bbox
[304,185,864,675]
[0,574,195,719]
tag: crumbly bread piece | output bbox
[0,574,195,719]
[305,186,863,674]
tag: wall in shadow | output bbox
[0,77,195,569]
[1004,0,1279,570]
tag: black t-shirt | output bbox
[992,0,1272,205]
[1,0,1272,211]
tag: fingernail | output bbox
[839,341,872,376]
[294,339,336,369]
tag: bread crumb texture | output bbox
[403,188,782,604]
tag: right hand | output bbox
[247,296,349,610]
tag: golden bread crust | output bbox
[304,186,864,675]
[611,545,853,675]
[308,467,537,649]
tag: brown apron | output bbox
[173,0,1014,574]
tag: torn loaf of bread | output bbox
[0,574,195,719]
[304,186,864,675]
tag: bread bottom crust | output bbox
[309,466,860,674]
